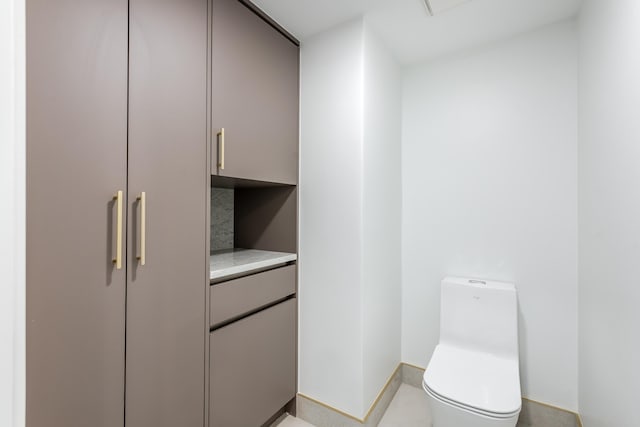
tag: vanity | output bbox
[209,251,297,426]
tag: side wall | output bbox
[299,19,366,416]
[0,0,26,425]
[299,18,403,418]
[578,1,640,425]
[401,21,579,410]
[362,23,402,409]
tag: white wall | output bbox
[0,0,26,426]
[401,21,579,411]
[361,24,402,409]
[300,18,365,416]
[578,1,640,425]
[299,18,402,418]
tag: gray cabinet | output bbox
[211,0,299,185]
[126,0,208,426]
[210,298,297,427]
[208,3,300,423]
[26,0,128,425]
[208,264,297,426]
[27,0,208,426]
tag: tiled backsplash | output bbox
[211,187,234,251]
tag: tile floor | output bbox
[276,383,573,427]
[275,414,316,427]
[276,384,430,427]
[378,384,431,427]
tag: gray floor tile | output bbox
[276,414,317,427]
[378,384,431,427]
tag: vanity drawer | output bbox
[209,298,296,427]
[210,264,295,327]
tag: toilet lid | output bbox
[423,344,521,416]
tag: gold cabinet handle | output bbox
[112,190,123,269]
[137,192,146,266]
[217,128,225,170]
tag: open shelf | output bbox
[210,248,297,283]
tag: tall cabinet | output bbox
[126,1,207,425]
[26,1,128,425]
[208,1,300,426]
[26,0,208,426]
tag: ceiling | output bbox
[251,0,583,64]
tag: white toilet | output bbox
[423,277,521,427]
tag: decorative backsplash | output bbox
[211,187,234,251]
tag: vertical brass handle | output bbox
[137,192,146,266]
[217,128,225,170]
[112,190,123,270]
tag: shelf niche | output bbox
[211,175,297,255]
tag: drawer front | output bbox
[210,264,295,327]
[209,298,296,427]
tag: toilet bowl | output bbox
[423,277,521,427]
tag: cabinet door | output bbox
[26,1,128,426]
[127,0,208,426]
[210,299,297,427]
[211,0,299,185]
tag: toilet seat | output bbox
[423,381,519,419]
[423,344,521,419]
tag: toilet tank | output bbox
[440,277,518,359]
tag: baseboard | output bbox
[400,361,426,388]
[296,364,402,427]
[298,362,584,427]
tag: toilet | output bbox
[423,277,521,427]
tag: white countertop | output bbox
[210,248,297,281]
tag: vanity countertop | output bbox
[210,248,297,282]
